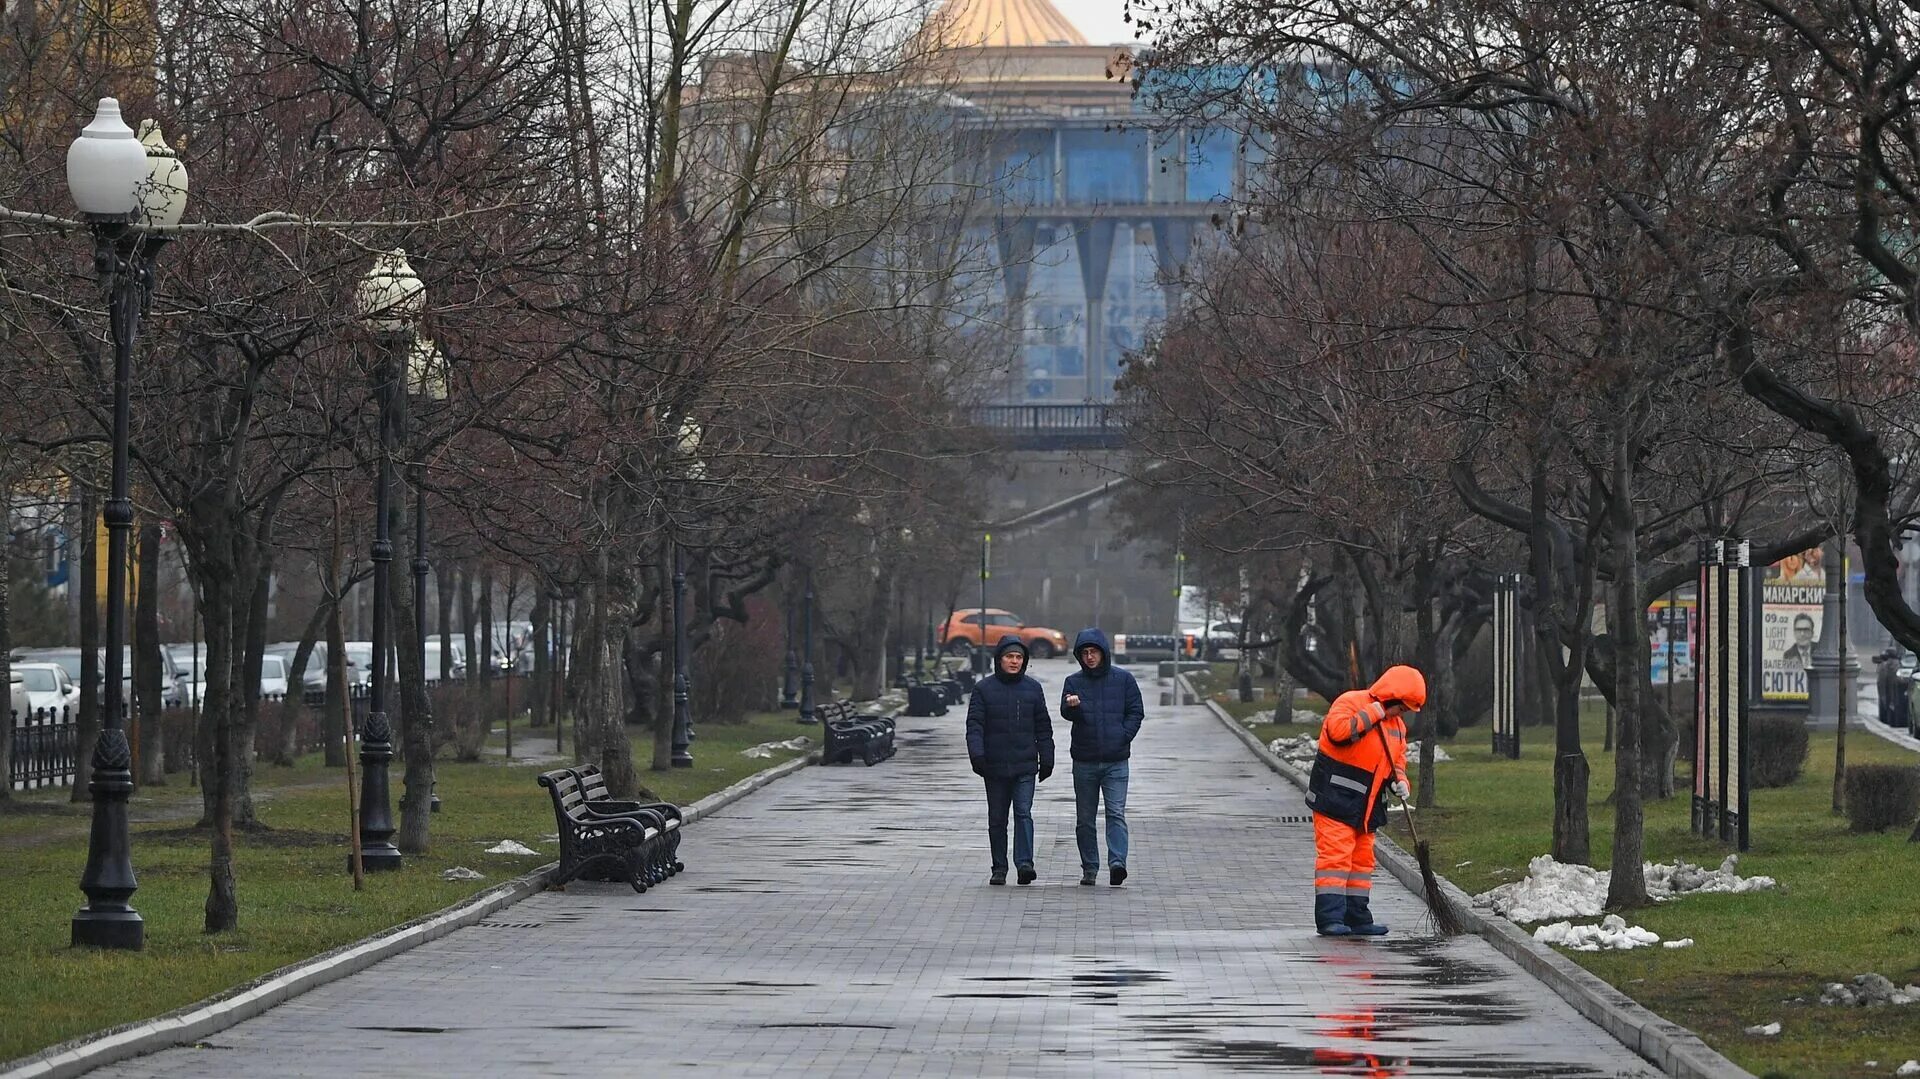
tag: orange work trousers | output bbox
[1312,812,1376,901]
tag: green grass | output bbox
[1185,662,1328,728]
[1401,707,1920,1078]
[0,710,813,1063]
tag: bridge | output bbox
[968,403,1129,450]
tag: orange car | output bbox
[937,608,1070,659]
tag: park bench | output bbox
[536,768,680,892]
[568,763,686,874]
[902,671,950,716]
[817,699,897,765]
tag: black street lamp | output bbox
[670,419,702,768]
[797,570,816,725]
[406,335,446,812]
[68,100,188,951]
[348,249,424,873]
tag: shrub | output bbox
[1749,716,1810,788]
[1842,764,1920,833]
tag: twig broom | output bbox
[1393,789,1466,937]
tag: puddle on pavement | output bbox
[1171,1040,1622,1076]
[353,1026,461,1035]
[759,1022,895,1030]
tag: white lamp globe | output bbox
[356,249,426,331]
[136,120,189,230]
[67,98,148,217]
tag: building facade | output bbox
[930,0,1250,403]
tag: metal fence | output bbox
[9,707,78,790]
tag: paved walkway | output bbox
[101,659,1660,1077]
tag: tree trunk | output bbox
[389,496,436,855]
[233,553,269,823]
[276,594,331,766]
[201,562,238,933]
[853,567,892,701]
[0,474,12,801]
[531,590,551,727]
[1834,535,1850,814]
[75,485,100,802]
[437,562,455,682]
[590,553,639,794]
[323,527,350,767]
[460,563,478,687]
[1605,417,1649,910]
[478,564,495,682]
[1535,454,1592,866]
[650,561,673,770]
[134,521,165,785]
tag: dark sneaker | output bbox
[1316,923,1354,937]
[1109,865,1128,887]
[1080,871,1097,886]
[1017,865,1037,885]
[1347,922,1389,936]
[990,870,1007,886]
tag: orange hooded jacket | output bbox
[1303,665,1425,832]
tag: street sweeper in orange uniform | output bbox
[1303,664,1424,937]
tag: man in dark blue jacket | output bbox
[1059,628,1143,886]
[965,635,1055,886]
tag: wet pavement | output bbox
[98,658,1661,1077]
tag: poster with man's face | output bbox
[1761,551,1824,701]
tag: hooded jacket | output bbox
[1060,628,1144,763]
[965,635,1055,779]
[1304,665,1423,832]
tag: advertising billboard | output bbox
[1760,549,1825,701]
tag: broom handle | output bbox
[1373,722,1418,844]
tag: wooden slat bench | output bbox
[536,768,679,892]
[818,699,897,766]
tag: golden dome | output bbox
[925,0,1089,48]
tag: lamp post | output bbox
[69,100,187,950]
[348,249,424,873]
[797,569,816,724]
[406,335,446,812]
[670,419,702,768]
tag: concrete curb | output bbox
[1195,690,1753,1079]
[0,749,821,1079]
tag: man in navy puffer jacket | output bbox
[1059,628,1143,886]
[965,635,1054,886]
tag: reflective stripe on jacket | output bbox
[1304,689,1408,832]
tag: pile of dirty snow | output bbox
[1819,974,1920,1007]
[742,736,811,759]
[1267,734,1318,766]
[1533,914,1662,951]
[1475,853,1777,924]
[1405,741,1452,762]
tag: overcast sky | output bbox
[1051,0,1139,46]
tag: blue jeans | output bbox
[983,774,1036,872]
[1073,760,1129,871]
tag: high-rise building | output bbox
[928,0,1246,403]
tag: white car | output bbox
[15,662,81,716]
[259,654,290,698]
[9,670,31,723]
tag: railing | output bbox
[969,403,1128,433]
[9,706,78,790]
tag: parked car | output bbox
[423,639,468,682]
[10,670,32,722]
[17,646,192,709]
[259,654,290,698]
[14,662,80,714]
[935,608,1069,659]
